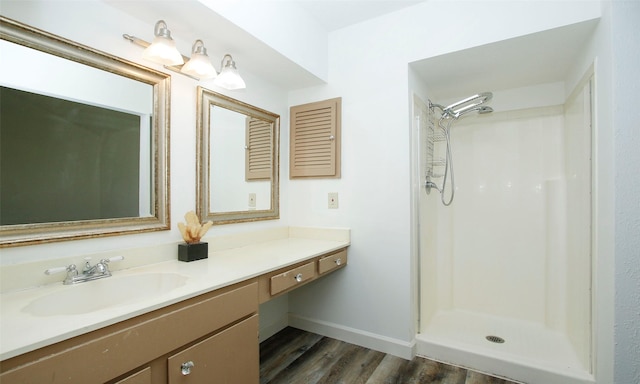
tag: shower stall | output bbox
[413,78,594,384]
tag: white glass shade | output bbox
[143,36,183,66]
[181,53,217,79]
[214,57,246,90]
[181,41,217,80]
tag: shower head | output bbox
[452,105,494,119]
[442,92,493,119]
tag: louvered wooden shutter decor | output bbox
[289,97,341,178]
[245,117,272,181]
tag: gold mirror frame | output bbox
[196,86,279,224]
[0,16,171,247]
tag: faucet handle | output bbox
[100,256,124,266]
[104,256,124,263]
[44,266,68,275]
[98,256,124,273]
[45,264,76,275]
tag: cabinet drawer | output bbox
[168,314,259,384]
[270,262,315,295]
[318,249,347,274]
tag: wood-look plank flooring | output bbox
[260,327,519,384]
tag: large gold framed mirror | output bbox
[196,87,279,224]
[0,16,171,247]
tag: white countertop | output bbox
[0,227,350,360]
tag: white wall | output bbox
[197,0,328,82]
[610,2,640,383]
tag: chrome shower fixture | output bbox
[443,92,493,119]
[456,104,494,118]
[425,91,494,206]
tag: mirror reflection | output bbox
[0,16,170,247]
[197,86,279,224]
[210,106,272,212]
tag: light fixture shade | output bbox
[181,40,217,79]
[214,54,246,90]
[142,20,183,66]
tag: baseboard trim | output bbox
[288,314,415,360]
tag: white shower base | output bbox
[416,310,595,384]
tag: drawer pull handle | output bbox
[181,361,195,375]
[294,273,303,282]
[335,258,342,266]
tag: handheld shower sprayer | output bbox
[456,105,494,118]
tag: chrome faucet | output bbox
[45,256,124,285]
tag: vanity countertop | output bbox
[0,226,350,361]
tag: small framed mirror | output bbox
[196,87,279,224]
[0,17,170,247]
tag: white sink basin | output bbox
[23,272,189,316]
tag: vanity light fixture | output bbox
[142,20,183,66]
[123,20,246,89]
[181,40,217,79]
[214,54,246,90]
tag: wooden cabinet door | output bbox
[115,367,152,384]
[290,97,341,178]
[167,315,259,384]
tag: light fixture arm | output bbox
[153,20,172,39]
[220,54,234,69]
[192,40,207,55]
[122,34,150,48]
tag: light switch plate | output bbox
[328,192,339,209]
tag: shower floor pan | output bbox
[416,310,595,384]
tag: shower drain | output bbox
[485,335,505,344]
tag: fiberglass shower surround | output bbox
[415,79,594,384]
[424,92,493,206]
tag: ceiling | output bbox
[411,19,600,100]
[292,0,426,31]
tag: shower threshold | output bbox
[416,310,594,384]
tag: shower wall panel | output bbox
[447,109,564,323]
[563,80,592,368]
[419,106,588,327]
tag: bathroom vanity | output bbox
[0,227,349,383]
